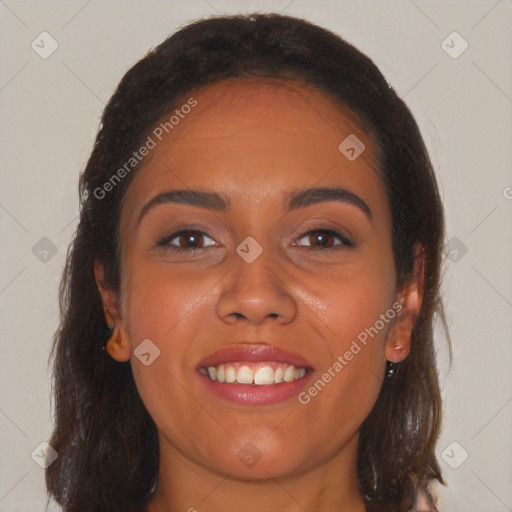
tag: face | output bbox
[98,78,416,481]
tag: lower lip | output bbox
[198,371,312,405]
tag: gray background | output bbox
[1,1,511,511]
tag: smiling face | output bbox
[95,78,419,485]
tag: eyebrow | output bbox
[286,187,372,220]
[136,189,230,226]
[136,186,371,226]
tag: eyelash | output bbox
[294,225,354,250]
[155,224,354,253]
[155,225,213,253]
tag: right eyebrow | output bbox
[136,189,230,227]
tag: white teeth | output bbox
[205,363,307,385]
[207,367,217,381]
[294,367,306,379]
[237,365,254,384]
[254,366,275,385]
[283,365,295,383]
[225,365,236,383]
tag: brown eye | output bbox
[178,231,205,249]
[156,230,216,252]
[296,229,352,250]
[313,231,335,248]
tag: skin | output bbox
[95,78,423,512]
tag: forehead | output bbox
[164,77,375,158]
[121,78,384,227]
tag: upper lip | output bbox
[197,343,314,370]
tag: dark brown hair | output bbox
[46,13,449,512]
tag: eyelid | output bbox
[155,226,218,250]
[293,229,354,251]
[293,222,355,249]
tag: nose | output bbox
[216,250,298,326]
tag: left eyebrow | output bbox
[286,186,372,221]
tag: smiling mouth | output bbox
[198,361,309,385]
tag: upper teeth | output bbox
[205,363,307,385]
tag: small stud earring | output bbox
[385,360,397,378]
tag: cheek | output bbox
[311,259,396,350]
[122,265,223,456]
[296,260,396,411]
[123,261,212,345]
[121,264,213,401]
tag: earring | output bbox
[385,360,397,378]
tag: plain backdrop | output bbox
[1,1,511,511]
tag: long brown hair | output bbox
[46,13,449,512]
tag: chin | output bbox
[201,435,314,481]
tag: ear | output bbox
[94,260,131,362]
[385,243,424,363]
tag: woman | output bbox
[46,13,448,512]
